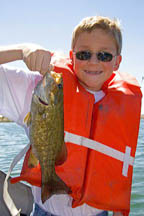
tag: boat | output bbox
[0,170,33,216]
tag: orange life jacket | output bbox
[11,59,142,216]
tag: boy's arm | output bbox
[0,45,23,63]
[0,44,51,75]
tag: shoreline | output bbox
[0,116,12,122]
[0,115,144,122]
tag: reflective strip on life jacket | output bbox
[64,131,134,177]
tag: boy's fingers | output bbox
[40,64,54,76]
[22,46,52,74]
[35,54,44,72]
[40,55,51,75]
[30,53,36,71]
[33,50,51,75]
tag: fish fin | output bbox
[55,142,67,165]
[28,150,39,168]
[41,173,71,203]
[24,112,31,126]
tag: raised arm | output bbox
[0,44,51,75]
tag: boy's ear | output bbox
[113,55,122,71]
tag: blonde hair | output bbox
[71,16,122,55]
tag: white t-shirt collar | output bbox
[86,88,105,103]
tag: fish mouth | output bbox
[38,97,49,106]
[84,70,103,75]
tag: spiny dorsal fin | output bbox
[28,149,39,168]
[24,112,31,126]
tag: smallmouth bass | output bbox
[25,71,71,203]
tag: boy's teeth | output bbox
[85,70,102,74]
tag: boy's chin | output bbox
[84,82,103,91]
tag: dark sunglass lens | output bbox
[97,52,113,62]
[76,51,91,60]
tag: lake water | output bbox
[0,120,143,216]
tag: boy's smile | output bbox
[84,70,103,75]
[71,29,122,91]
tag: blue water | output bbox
[0,120,144,215]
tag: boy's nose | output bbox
[89,53,99,64]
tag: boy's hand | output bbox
[22,44,52,75]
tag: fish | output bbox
[24,71,71,203]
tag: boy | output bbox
[0,16,142,216]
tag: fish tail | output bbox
[41,173,71,203]
[41,183,51,203]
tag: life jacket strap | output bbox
[64,131,134,177]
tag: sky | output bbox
[1,0,144,113]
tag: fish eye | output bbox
[58,83,63,89]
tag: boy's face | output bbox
[71,29,122,91]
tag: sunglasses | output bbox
[73,51,116,62]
